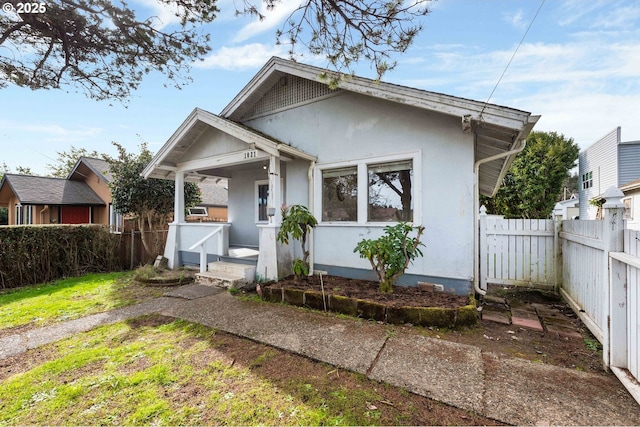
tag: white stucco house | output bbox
[142,57,539,295]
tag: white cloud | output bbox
[0,120,103,142]
[134,0,181,29]
[233,0,304,42]
[504,9,525,29]
[194,44,286,70]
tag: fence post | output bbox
[130,230,135,270]
[479,205,488,292]
[553,212,563,292]
[602,186,625,370]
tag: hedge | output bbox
[0,225,122,289]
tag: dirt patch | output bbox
[264,275,468,308]
[257,278,604,373]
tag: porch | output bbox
[142,108,317,282]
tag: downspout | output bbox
[473,138,527,296]
[308,160,316,275]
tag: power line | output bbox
[479,0,546,121]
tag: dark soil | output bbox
[266,275,469,308]
[263,277,605,374]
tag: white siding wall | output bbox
[625,189,640,231]
[579,127,620,219]
[227,168,269,246]
[618,142,640,186]
[245,91,476,287]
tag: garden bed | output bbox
[260,275,477,328]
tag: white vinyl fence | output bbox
[479,208,558,291]
[557,188,640,404]
[558,220,607,341]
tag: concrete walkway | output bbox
[3,284,640,426]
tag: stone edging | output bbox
[261,286,478,328]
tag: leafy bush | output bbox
[353,223,425,293]
[276,205,318,280]
[0,225,121,289]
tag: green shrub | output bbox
[0,225,121,289]
[354,222,425,293]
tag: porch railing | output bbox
[186,224,228,273]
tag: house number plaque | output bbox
[244,150,258,159]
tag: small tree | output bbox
[277,205,318,280]
[107,142,201,257]
[354,222,424,293]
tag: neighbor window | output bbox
[623,197,632,220]
[368,160,413,222]
[187,206,208,217]
[15,204,33,225]
[322,167,358,222]
[582,171,593,190]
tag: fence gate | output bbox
[479,208,558,291]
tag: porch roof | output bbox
[220,57,540,197]
[142,108,316,181]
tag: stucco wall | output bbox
[244,91,476,290]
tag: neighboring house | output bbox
[620,178,640,230]
[186,179,228,223]
[578,127,640,220]
[0,157,123,230]
[142,57,539,294]
[553,194,579,220]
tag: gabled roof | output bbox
[68,157,113,182]
[0,174,105,206]
[142,108,316,181]
[220,57,539,196]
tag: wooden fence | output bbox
[115,229,168,269]
[479,209,558,290]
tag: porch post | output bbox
[174,170,185,224]
[268,155,282,224]
[256,154,292,281]
[164,170,185,269]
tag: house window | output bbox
[623,197,632,220]
[257,183,269,222]
[581,171,593,190]
[255,179,284,222]
[109,204,123,233]
[368,160,413,222]
[188,207,208,217]
[322,167,358,222]
[15,204,33,225]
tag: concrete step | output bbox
[196,271,250,289]
[207,261,256,282]
[196,261,256,289]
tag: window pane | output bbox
[258,184,269,221]
[368,161,413,222]
[322,167,357,221]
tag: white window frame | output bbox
[623,197,632,220]
[582,171,593,190]
[109,204,123,233]
[255,179,285,223]
[15,204,33,225]
[187,206,209,217]
[314,151,422,226]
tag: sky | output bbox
[1,0,639,176]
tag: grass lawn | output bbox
[0,314,499,426]
[0,272,165,334]
[0,273,503,426]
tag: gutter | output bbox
[307,160,316,275]
[473,139,527,296]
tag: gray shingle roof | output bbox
[68,157,113,182]
[2,174,106,205]
[198,180,228,207]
